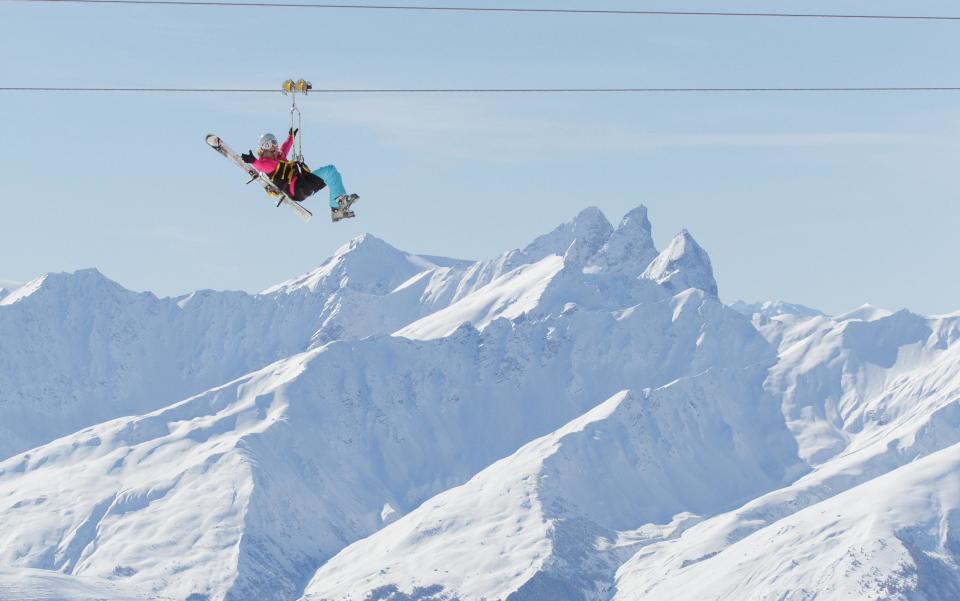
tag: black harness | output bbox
[270,159,311,189]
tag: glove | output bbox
[241,151,255,163]
[289,127,299,137]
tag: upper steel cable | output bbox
[4,0,960,21]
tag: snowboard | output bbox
[205,134,313,223]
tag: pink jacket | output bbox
[252,133,297,194]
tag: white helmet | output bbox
[258,133,278,151]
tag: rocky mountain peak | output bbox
[641,229,718,297]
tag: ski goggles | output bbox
[258,134,279,150]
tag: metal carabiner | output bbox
[282,78,309,162]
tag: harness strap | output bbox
[271,160,311,186]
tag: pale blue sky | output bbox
[2,0,959,315]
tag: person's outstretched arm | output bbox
[279,129,296,159]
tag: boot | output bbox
[336,194,359,210]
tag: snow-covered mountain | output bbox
[302,367,799,601]
[641,229,718,297]
[611,310,960,600]
[0,237,484,459]
[615,440,960,601]
[301,303,960,600]
[0,207,650,460]
[730,299,824,321]
[1,205,959,601]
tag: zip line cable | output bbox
[6,0,960,21]
[4,86,960,94]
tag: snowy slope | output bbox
[615,442,960,601]
[729,296,960,466]
[769,308,957,465]
[395,254,567,340]
[0,268,324,460]
[0,207,652,460]
[396,206,675,341]
[0,234,487,458]
[0,206,771,601]
[304,304,960,601]
[612,312,960,600]
[3,203,960,601]
[0,290,766,601]
[303,367,800,601]
[0,568,162,601]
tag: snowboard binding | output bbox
[331,194,359,222]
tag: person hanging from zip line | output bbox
[241,128,358,221]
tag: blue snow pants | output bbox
[311,164,347,208]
